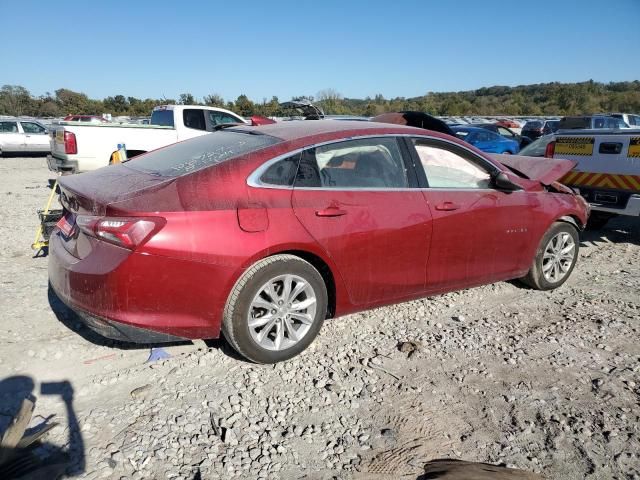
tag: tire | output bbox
[586,212,616,230]
[222,254,328,363]
[520,222,579,291]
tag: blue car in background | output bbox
[452,126,520,154]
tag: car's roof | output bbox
[234,120,437,142]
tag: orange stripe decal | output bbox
[627,176,640,190]
[589,173,603,185]
[614,175,631,190]
[600,177,616,189]
[561,171,640,192]
[575,172,592,185]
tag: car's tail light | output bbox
[64,131,77,154]
[76,215,165,249]
[544,141,556,158]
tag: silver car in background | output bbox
[0,119,50,155]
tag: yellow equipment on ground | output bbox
[32,179,63,252]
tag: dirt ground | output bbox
[0,156,638,480]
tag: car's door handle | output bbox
[435,201,461,211]
[315,207,347,217]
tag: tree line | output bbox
[1,80,639,119]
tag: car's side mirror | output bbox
[493,171,523,192]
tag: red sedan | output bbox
[49,121,588,363]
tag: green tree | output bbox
[55,88,91,114]
[103,95,129,114]
[178,93,196,105]
[204,93,225,108]
[0,85,33,116]
[234,94,255,116]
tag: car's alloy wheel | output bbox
[248,274,317,351]
[541,232,575,283]
[520,221,580,291]
[222,254,327,363]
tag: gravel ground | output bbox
[0,156,639,479]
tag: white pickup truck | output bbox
[47,105,246,173]
[546,129,640,227]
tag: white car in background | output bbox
[0,119,50,155]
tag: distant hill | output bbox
[317,81,640,117]
[1,80,639,118]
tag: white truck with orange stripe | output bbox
[546,129,640,228]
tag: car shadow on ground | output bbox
[47,284,247,361]
[580,215,640,248]
[0,376,84,479]
[0,152,49,158]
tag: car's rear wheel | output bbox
[521,222,579,290]
[222,254,327,363]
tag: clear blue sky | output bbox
[3,0,639,102]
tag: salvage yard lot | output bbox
[1,156,639,479]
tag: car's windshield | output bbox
[125,130,281,177]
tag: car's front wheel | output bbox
[222,254,327,363]
[521,222,579,290]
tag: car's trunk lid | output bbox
[57,164,174,258]
[58,164,173,214]
[491,154,577,186]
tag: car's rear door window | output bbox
[259,154,300,187]
[410,138,495,189]
[295,137,409,189]
[183,109,206,130]
[0,121,18,133]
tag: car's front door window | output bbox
[412,140,492,189]
[20,122,46,134]
[295,137,408,189]
[208,111,242,126]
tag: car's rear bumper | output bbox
[48,231,230,342]
[592,194,640,216]
[573,187,640,217]
[51,287,187,343]
[47,154,77,173]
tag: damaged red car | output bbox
[49,121,589,363]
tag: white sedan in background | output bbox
[0,119,50,155]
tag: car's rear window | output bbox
[558,117,590,129]
[150,109,175,127]
[125,130,281,177]
[524,121,543,129]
